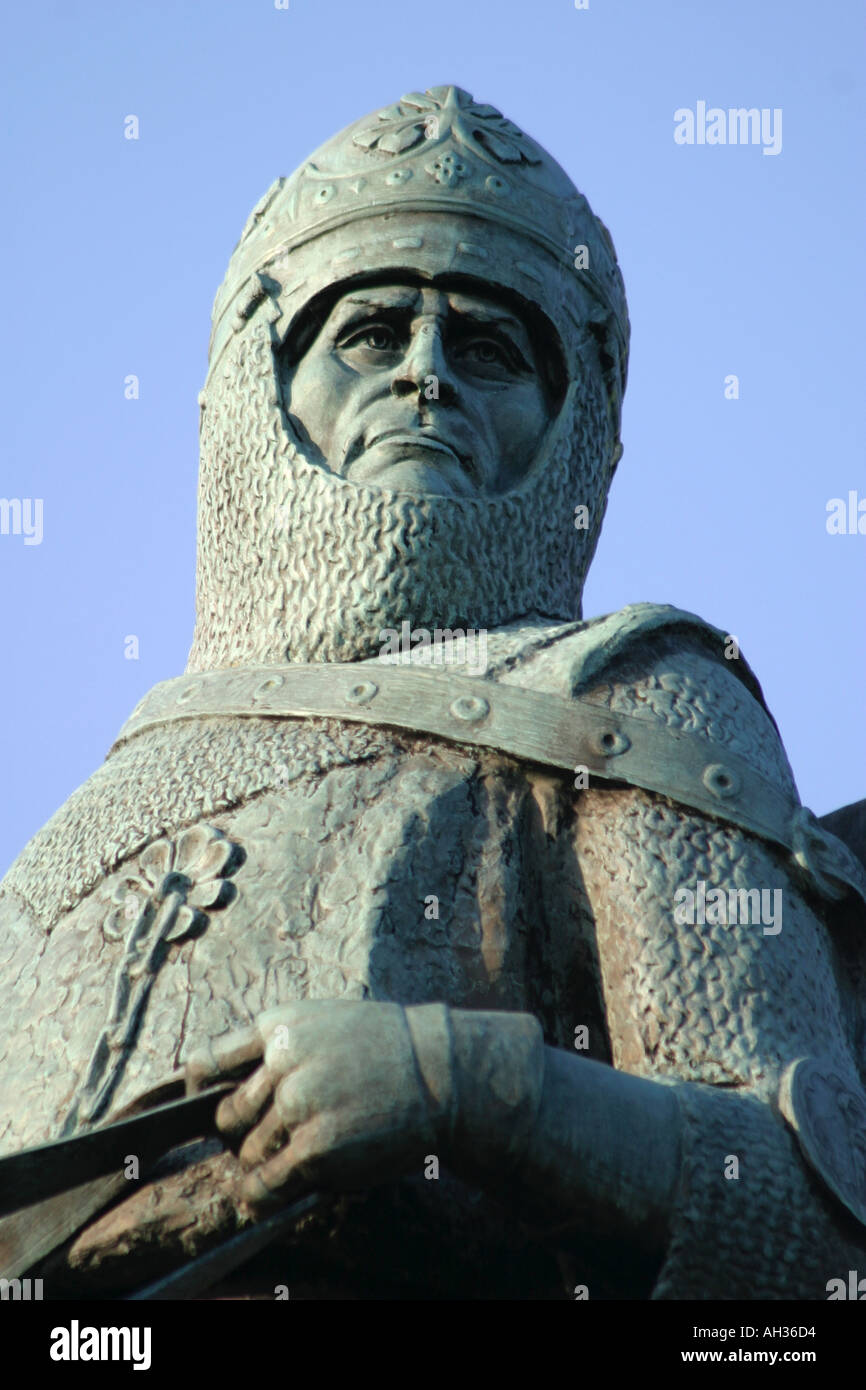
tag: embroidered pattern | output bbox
[62,825,244,1132]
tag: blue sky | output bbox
[0,0,863,875]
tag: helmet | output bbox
[188,86,630,670]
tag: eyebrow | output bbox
[338,292,421,312]
[449,307,527,336]
[332,295,530,341]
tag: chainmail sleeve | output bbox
[568,631,866,1299]
[654,1081,866,1299]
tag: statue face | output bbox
[282,281,556,499]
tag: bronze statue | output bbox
[2,85,865,1300]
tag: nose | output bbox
[390,320,456,404]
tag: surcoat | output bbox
[2,602,866,1299]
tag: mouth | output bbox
[363,429,479,484]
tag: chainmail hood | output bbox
[187,85,629,670]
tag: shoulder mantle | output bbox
[496,601,771,715]
[107,604,866,910]
[3,603,864,933]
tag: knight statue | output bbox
[2,84,866,1301]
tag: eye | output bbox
[361,326,395,351]
[338,322,398,352]
[466,340,505,364]
[457,335,524,374]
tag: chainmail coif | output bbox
[186,316,616,671]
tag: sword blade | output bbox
[0,1173,128,1280]
[0,1083,234,1219]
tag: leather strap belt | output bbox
[113,664,866,906]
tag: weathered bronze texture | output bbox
[1,86,864,1301]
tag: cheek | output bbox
[286,359,353,451]
[488,385,549,452]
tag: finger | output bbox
[240,1125,322,1213]
[185,1025,264,1093]
[215,1065,274,1139]
[238,1105,290,1171]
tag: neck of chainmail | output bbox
[187,319,616,671]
